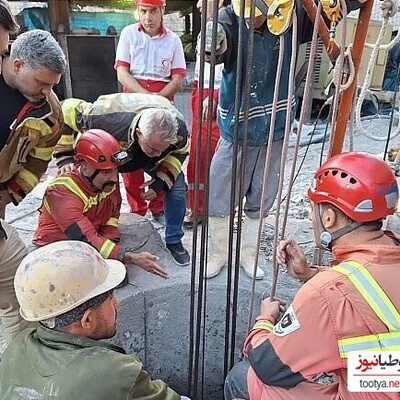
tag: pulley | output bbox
[266,0,295,35]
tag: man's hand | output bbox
[123,251,168,279]
[276,239,317,282]
[58,163,74,176]
[202,96,218,121]
[140,179,157,201]
[0,189,12,209]
[260,297,286,320]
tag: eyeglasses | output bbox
[111,151,129,164]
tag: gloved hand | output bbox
[205,20,227,55]
[380,0,397,18]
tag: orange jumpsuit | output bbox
[244,237,400,400]
[33,167,123,261]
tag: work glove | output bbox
[204,20,227,55]
[380,0,397,18]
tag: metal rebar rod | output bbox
[188,0,209,395]
[223,0,248,380]
[229,0,257,371]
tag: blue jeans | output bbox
[224,360,250,400]
[164,172,185,244]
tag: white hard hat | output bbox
[15,241,126,322]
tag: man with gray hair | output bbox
[0,29,66,213]
[0,0,18,73]
[56,93,190,266]
[0,26,65,344]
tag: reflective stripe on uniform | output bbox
[106,217,119,228]
[333,260,400,359]
[29,146,54,161]
[99,239,116,258]
[61,98,84,132]
[47,177,115,213]
[252,320,275,332]
[187,183,205,191]
[338,332,400,359]
[334,261,400,331]
[17,169,39,191]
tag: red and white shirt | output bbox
[115,23,186,93]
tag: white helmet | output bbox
[15,241,126,322]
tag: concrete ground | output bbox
[1,115,400,398]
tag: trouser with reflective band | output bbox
[187,86,220,217]
[0,220,32,344]
[333,260,400,358]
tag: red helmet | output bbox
[135,0,165,7]
[308,152,398,222]
[75,129,128,169]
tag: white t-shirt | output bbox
[115,23,186,83]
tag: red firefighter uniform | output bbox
[244,239,400,400]
[33,166,124,261]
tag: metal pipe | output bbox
[328,0,374,157]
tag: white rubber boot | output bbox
[240,217,265,279]
[206,216,230,278]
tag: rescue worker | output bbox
[224,152,400,400]
[56,93,190,266]
[115,0,186,223]
[0,241,190,399]
[34,129,168,279]
[0,22,65,343]
[203,0,367,279]
[0,29,66,215]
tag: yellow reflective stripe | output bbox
[106,217,119,228]
[61,99,83,131]
[252,320,274,332]
[161,157,182,176]
[333,261,400,331]
[48,177,88,208]
[57,134,74,147]
[99,239,116,258]
[48,177,116,213]
[43,198,51,213]
[29,146,54,161]
[22,119,52,136]
[338,332,400,359]
[17,169,39,191]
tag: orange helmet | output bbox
[75,129,129,169]
[135,0,165,7]
[308,152,398,222]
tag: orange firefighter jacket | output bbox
[0,92,63,204]
[244,236,400,400]
[33,167,124,260]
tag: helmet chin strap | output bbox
[314,204,363,250]
[80,166,102,192]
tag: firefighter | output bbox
[55,93,190,267]
[0,241,190,399]
[34,129,167,279]
[225,152,400,399]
